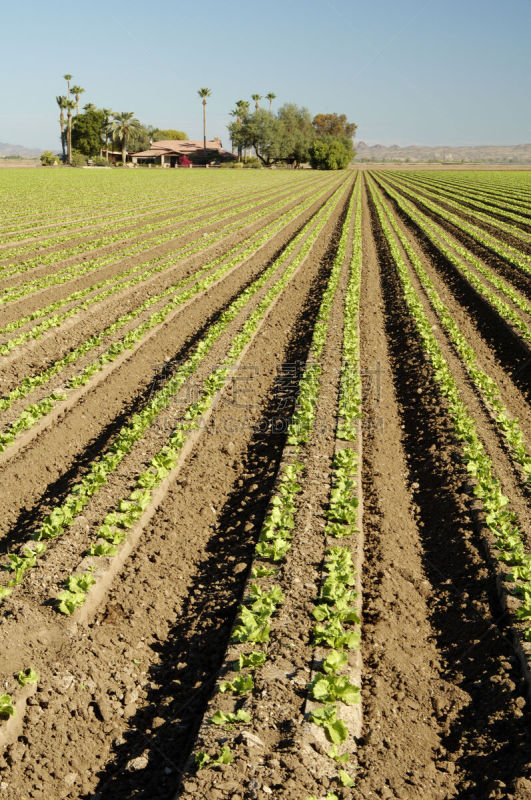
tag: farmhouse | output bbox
[131,138,235,166]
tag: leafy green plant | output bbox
[17,668,39,687]
[218,674,254,695]
[209,709,251,725]
[238,651,267,671]
[0,694,16,718]
[195,746,234,769]
[308,704,348,744]
[308,674,360,704]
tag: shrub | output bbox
[71,150,87,167]
[40,151,58,166]
[91,155,108,167]
[309,136,354,170]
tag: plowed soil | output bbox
[0,168,529,800]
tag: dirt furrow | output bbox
[375,180,531,400]
[353,183,531,800]
[0,180,352,800]
[382,176,531,291]
[0,180,339,391]
[0,180,302,274]
[0,193,335,551]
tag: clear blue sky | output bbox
[1,0,530,150]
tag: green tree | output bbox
[70,85,85,115]
[63,73,72,95]
[229,100,250,160]
[312,113,357,139]
[277,103,315,166]
[41,150,58,166]
[65,98,76,165]
[309,135,354,170]
[265,92,276,111]
[56,95,67,160]
[251,93,262,110]
[72,106,105,156]
[228,103,314,167]
[197,88,212,151]
[152,129,187,141]
[108,112,144,165]
[102,109,113,158]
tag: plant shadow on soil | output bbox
[391,181,531,294]
[80,209,348,800]
[369,192,531,799]
[377,181,531,403]
[0,249,297,557]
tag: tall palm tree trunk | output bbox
[66,109,72,165]
[203,100,207,152]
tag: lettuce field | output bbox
[0,166,529,800]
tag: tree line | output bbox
[47,77,357,170]
[228,100,356,169]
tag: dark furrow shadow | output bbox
[374,177,531,401]
[1,221,315,554]
[368,189,531,800]
[80,192,351,800]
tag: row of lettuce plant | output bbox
[398,173,531,230]
[373,175,531,343]
[0,192,203,245]
[388,172,531,245]
[0,173,317,239]
[0,177,300,269]
[192,179,358,771]
[0,179,317,304]
[0,181,338,453]
[0,177,335,353]
[379,173,531,275]
[390,171,531,228]
[0,178,351,603]
[398,172,531,215]
[63,178,353,612]
[368,177,531,645]
[372,179,530,488]
[0,180,334,401]
[390,172,531,219]
[0,179,332,345]
[304,182,364,795]
[0,187,226,254]
[0,177,223,232]
[0,179,278,252]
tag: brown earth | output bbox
[0,170,529,800]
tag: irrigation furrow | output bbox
[0,175,354,800]
[0,176,338,366]
[0,180,341,460]
[370,177,530,490]
[373,173,531,345]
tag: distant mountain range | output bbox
[0,142,43,158]
[355,141,531,163]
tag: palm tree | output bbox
[266,92,276,111]
[102,108,112,159]
[252,94,262,110]
[65,98,76,165]
[56,95,68,161]
[70,85,85,115]
[64,74,72,95]
[230,100,250,161]
[197,88,212,152]
[108,112,144,165]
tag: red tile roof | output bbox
[132,139,226,157]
